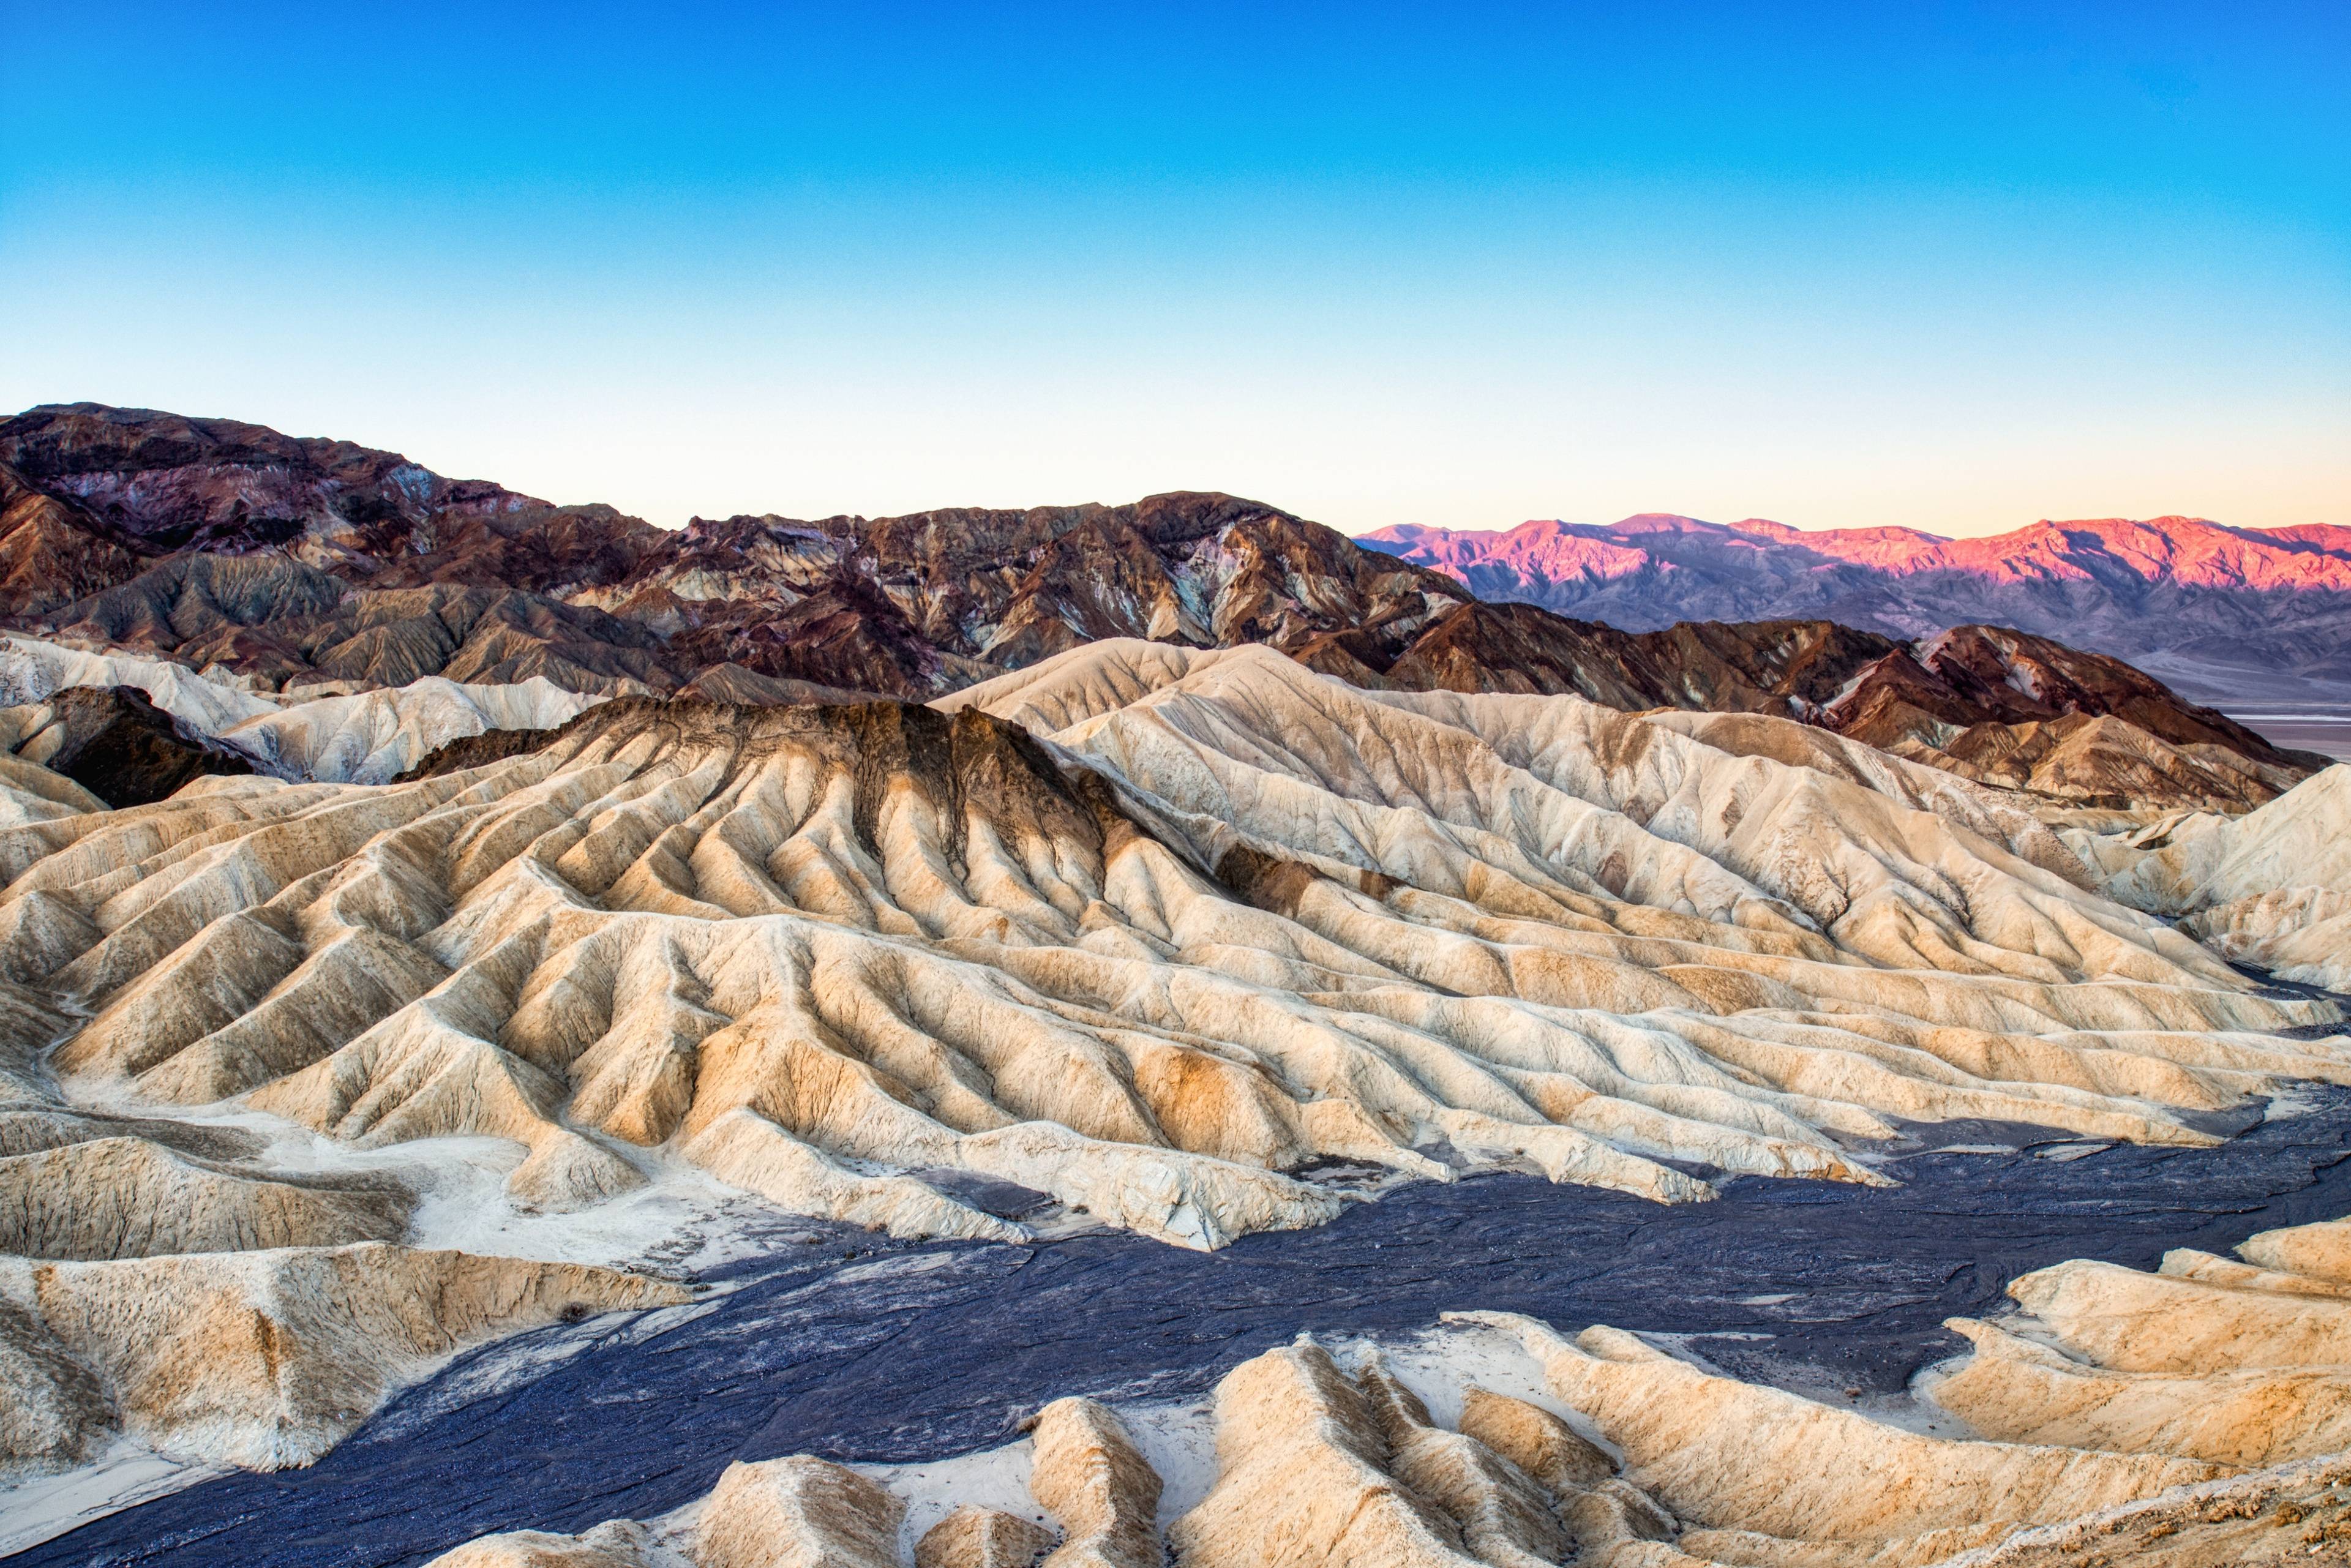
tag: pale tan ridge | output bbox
[424,1198,2351,1566]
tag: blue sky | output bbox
[3,1,2345,534]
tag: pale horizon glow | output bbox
[4,4,2345,539]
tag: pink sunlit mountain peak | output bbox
[1362,511,2351,701]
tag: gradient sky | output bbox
[4,2,2345,536]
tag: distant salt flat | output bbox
[2217,710,2351,762]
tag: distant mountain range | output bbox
[0,402,2326,808]
[1363,513,2351,707]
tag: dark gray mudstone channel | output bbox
[20,1092,2351,1567]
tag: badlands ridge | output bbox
[0,636,2346,1501]
[0,632,604,801]
[2066,766,2351,994]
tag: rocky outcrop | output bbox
[41,552,350,651]
[0,1136,410,1259]
[427,1521,662,1567]
[557,487,1474,703]
[696,1456,906,1568]
[1443,1201,2351,1564]
[396,722,574,782]
[0,629,281,732]
[0,685,255,806]
[1831,625,2282,755]
[1374,604,1891,711]
[43,568,675,696]
[917,1506,1058,1568]
[658,571,980,697]
[0,464,142,618]
[1027,1398,1161,1568]
[0,403,664,588]
[0,751,105,829]
[2,1244,685,1473]
[1169,1340,1548,1568]
[675,663,885,708]
[212,675,606,785]
[0,405,1472,703]
[1816,625,2317,808]
[0,634,607,787]
[0,890,686,1481]
[615,492,1466,688]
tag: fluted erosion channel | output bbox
[20,1090,2351,1567]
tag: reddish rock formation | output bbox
[0,463,146,617]
[0,405,1468,702]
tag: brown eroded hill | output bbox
[0,463,143,618]
[0,402,662,583]
[0,405,1469,701]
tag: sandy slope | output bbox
[2067,765,2351,990]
